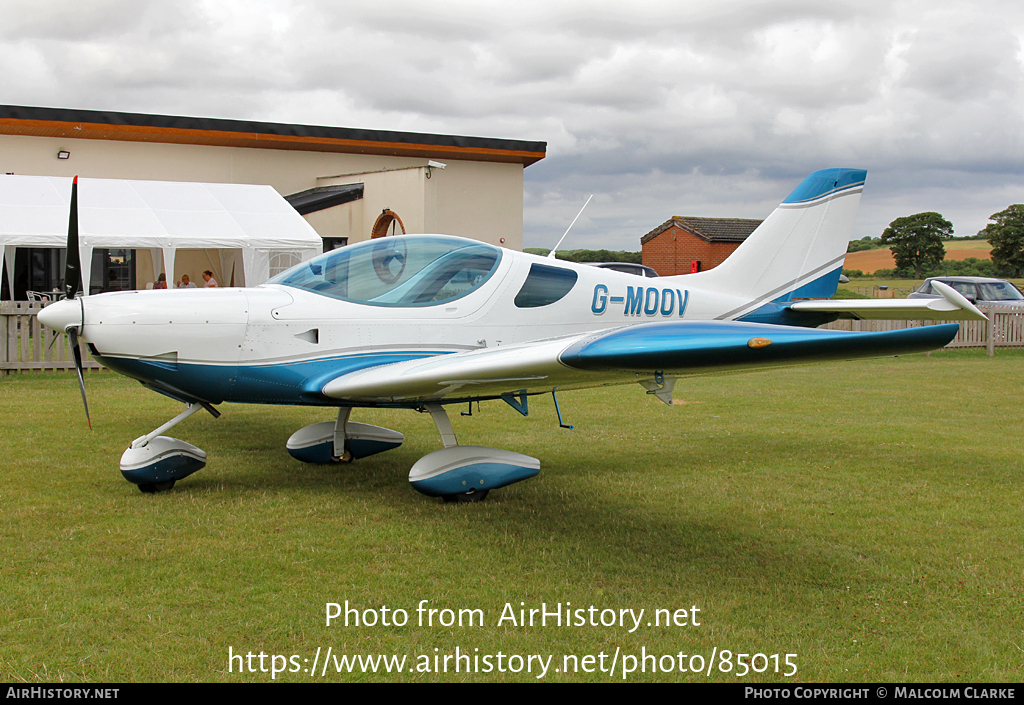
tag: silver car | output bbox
[908,276,1024,305]
[589,262,660,277]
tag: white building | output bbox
[0,105,545,299]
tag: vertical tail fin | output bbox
[682,168,866,319]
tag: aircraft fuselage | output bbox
[48,249,748,407]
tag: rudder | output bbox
[679,168,866,318]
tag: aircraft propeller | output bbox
[64,176,82,300]
[68,323,91,430]
[62,176,91,430]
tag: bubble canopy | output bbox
[267,235,503,307]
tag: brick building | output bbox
[641,216,762,276]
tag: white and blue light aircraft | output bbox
[38,169,984,501]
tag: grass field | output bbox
[838,278,923,298]
[2,353,1023,683]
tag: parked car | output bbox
[908,276,1024,305]
[589,262,660,277]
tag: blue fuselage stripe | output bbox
[96,351,447,406]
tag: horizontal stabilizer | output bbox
[790,281,987,321]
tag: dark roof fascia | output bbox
[641,216,762,245]
[0,105,547,166]
[641,219,677,245]
[285,183,364,216]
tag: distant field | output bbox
[844,249,896,273]
[845,241,992,274]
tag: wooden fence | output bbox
[3,302,1024,375]
[1,302,102,374]
[822,304,1024,356]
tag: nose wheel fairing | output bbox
[118,402,218,493]
[120,436,206,488]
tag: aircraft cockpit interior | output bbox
[268,234,502,307]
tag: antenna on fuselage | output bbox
[547,194,593,260]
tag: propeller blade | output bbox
[68,326,92,431]
[46,317,59,351]
[64,176,81,299]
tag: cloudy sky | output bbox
[2,0,1023,249]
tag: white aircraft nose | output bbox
[37,298,82,332]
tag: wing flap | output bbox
[320,320,960,404]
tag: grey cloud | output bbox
[3,0,1024,250]
[0,0,153,41]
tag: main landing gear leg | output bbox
[286,409,404,464]
[408,404,540,503]
[334,408,354,463]
[426,404,486,503]
[119,402,220,493]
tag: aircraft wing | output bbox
[789,281,987,321]
[321,320,960,404]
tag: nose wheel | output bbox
[442,488,489,504]
[138,480,176,494]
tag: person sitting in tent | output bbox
[177,274,197,289]
[202,270,218,288]
[154,273,167,289]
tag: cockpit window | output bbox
[267,235,502,307]
[514,263,578,308]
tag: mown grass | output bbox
[2,351,1022,682]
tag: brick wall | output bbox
[641,224,742,276]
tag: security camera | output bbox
[427,160,447,170]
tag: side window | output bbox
[514,263,578,308]
[950,281,976,298]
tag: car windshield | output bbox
[267,235,502,307]
[977,281,1024,301]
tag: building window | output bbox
[371,209,406,239]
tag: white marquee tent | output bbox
[0,175,322,298]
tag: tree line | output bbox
[844,206,1024,279]
[523,248,642,263]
